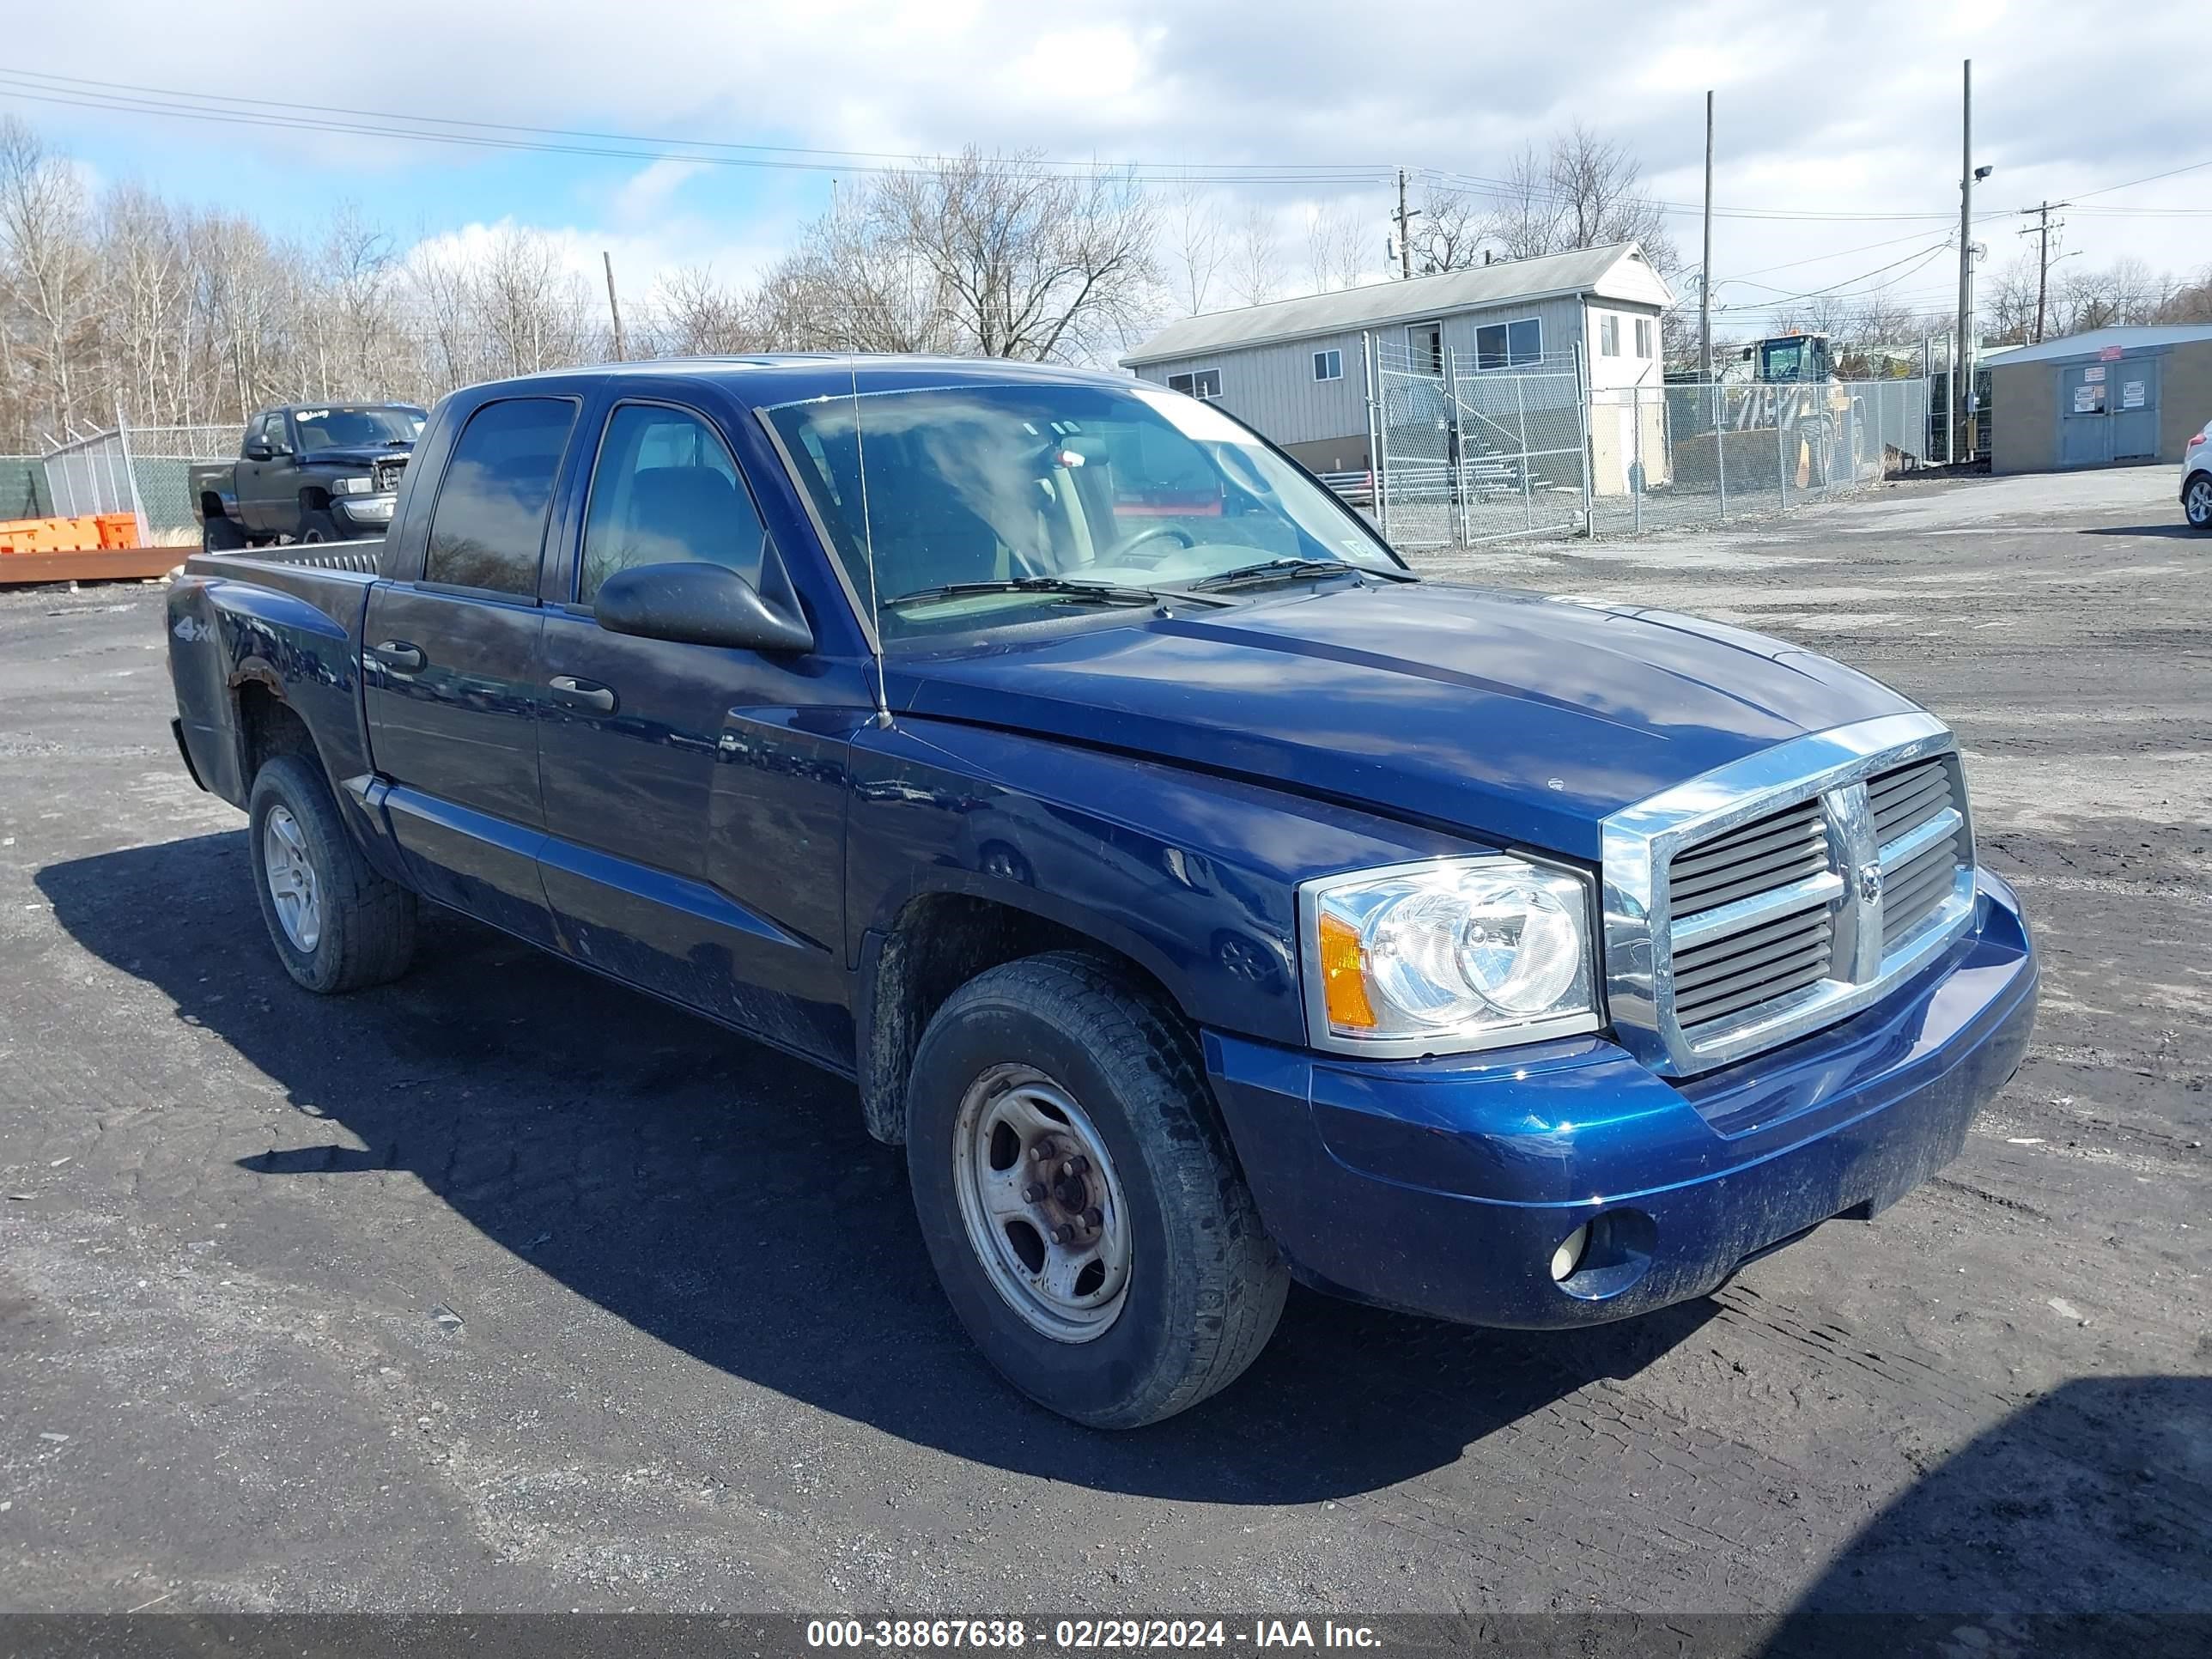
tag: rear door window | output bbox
[577,404,766,605]
[423,397,579,596]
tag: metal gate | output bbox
[2059,357,2160,467]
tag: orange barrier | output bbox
[0,513,140,554]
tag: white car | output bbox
[2185,417,2212,531]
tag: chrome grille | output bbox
[1666,799,1838,1036]
[373,457,408,491]
[1601,714,1979,1079]
[1871,757,1965,950]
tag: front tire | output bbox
[246,753,417,994]
[2185,473,2212,532]
[905,951,1288,1429]
[297,508,338,544]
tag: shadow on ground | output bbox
[40,831,1718,1504]
[2077,523,2199,539]
[1760,1375,2211,1652]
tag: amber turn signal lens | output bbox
[1318,910,1377,1030]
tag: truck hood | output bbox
[888,582,1919,861]
[300,445,412,469]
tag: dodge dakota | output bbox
[166,357,2038,1428]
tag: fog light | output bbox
[1549,1224,1589,1283]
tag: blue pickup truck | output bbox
[166,357,2038,1429]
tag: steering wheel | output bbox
[1102,524,1198,567]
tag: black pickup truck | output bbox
[191,403,426,551]
[167,357,2036,1428]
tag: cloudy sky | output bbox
[3,0,2203,337]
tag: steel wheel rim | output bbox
[951,1064,1132,1343]
[262,805,322,953]
[2188,479,2212,525]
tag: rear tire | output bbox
[246,753,417,994]
[905,951,1288,1429]
[2185,474,2212,532]
[201,514,246,553]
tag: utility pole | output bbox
[1955,59,1975,462]
[1700,89,1715,384]
[603,250,627,362]
[1395,168,1413,279]
[2020,200,2068,343]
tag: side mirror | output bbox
[244,441,270,460]
[592,562,813,653]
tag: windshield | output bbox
[292,405,425,450]
[763,381,1404,646]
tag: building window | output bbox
[1312,348,1343,382]
[1166,368,1222,400]
[1474,317,1544,370]
[1634,317,1653,358]
[1600,314,1621,357]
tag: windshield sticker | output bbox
[295,409,329,422]
[1132,386,1257,447]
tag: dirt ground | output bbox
[0,466,2203,1626]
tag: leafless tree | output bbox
[1224,206,1283,307]
[1166,179,1226,316]
[1410,185,1486,274]
[645,264,765,356]
[1303,202,1366,293]
[0,115,101,439]
[875,149,1158,361]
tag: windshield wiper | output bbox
[881,576,1164,610]
[1179,556,1409,592]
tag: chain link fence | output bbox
[35,421,234,544]
[1364,343,1932,550]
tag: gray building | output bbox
[1121,242,1674,473]
[1987,324,2212,473]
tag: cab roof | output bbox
[469,354,1139,410]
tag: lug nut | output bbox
[1031,1139,1057,1162]
[1050,1223,1075,1244]
[1082,1206,1103,1229]
[1023,1182,1048,1204]
[1060,1155,1089,1178]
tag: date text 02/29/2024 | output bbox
[804,1619,1382,1650]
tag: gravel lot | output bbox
[0,466,2204,1622]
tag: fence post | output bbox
[1443,345,1467,546]
[1516,370,1533,533]
[1375,348,1392,541]
[1778,395,1790,515]
[114,403,150,547]
[1576,343,1595,538]
[1362,331,1381,534]
[1631,386,1645,535]
[1713,380,1729,521]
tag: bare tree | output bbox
[1166,179,1226,315]
[877,149,1158,361]
[646,264,766,356]
[1224,206,1283,307]
[0,115,100,438]
[1303,202,1366,293]
[1410,185,1486,274]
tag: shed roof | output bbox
[1122,243,1674,365]
[1982,325,2212,368]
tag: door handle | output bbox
[548,675,617,714]
[371,640,424,672]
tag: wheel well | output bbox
[859,894,1179,1145]
[236,683,314,784]
[199,491,227,520]
[300,487,330,513]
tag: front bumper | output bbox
[331,491,396,532]
[1205,869,2036,1329]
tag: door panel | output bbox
[360,393,581,946]
[532,397,865,1063]
[2058,364,2110,468]
[362,586,554,945]
[2111,358,2160,460]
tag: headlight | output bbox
[330,476,374,495]
[1299,856,1599,1055]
